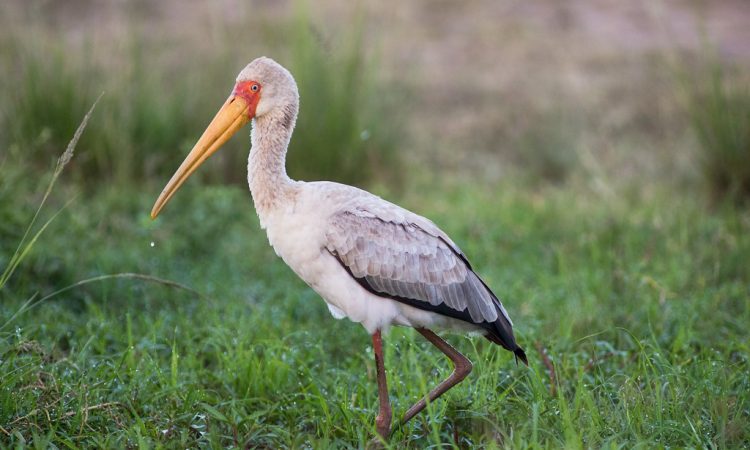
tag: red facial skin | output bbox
[233,80,262,118]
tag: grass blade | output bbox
[0,272,206,331]
[0,93,102,289]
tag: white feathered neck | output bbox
[247,98,299,218]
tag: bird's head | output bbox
[150,57,297,219]
[236,56,299,118]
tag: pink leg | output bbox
[372,330,392,438]
[401,328,473,426]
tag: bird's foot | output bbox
[365,410,392,449]
[367,433,389,450]
[366,438,385,450]
[375,410,392,438]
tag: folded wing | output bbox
[325,208,526,362]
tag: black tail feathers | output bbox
[483,314,528,366]
[483,330,528,366]
[513,347,528,366]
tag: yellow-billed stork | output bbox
[151,57,527,439]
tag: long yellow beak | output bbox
[151,96,251,219]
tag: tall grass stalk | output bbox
[0,95,101,291]
[687,64,750,203]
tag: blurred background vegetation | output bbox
[0,0,748,447]
[0,1,748,198]
[0,1,403,188]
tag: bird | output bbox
[150,56,527,439]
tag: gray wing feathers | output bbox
[326,211,502,324]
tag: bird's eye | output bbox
[251,84,259,92]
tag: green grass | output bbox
[513,109,581,185]
[1,155,747,447]
[0,2,401,188]
[0,29,216,185]
[686,63,750,203]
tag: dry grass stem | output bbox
[535,341,557,397]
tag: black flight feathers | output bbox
[328,249,528,365]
